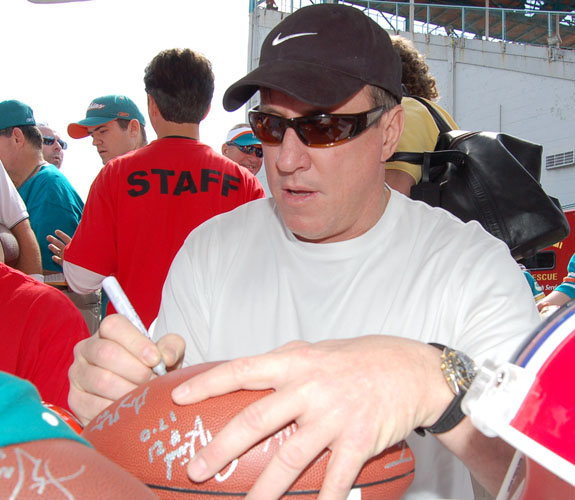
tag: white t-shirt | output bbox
[0,161,28,229]
[154,190,541,499]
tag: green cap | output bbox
[0,372,89,448]
[67,94,146,139]
[0,100,36,131]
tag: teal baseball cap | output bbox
[226,125,261,146]
[0,100,36,131]
[67,94,146,139]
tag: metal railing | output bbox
[249,0,575,49]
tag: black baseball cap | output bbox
[223,3,402,111]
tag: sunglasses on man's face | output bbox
[42,136,68,150]
[248,105,388,148]
[227,142,263,158]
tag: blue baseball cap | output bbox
[0,100,36,131]
[68,95,146,139]
[226,125,261,146]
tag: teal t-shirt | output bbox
[523,271,545,302]
[18,164,84,272]
[0,372,89,448]
[555,252,575,299]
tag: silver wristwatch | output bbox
[415,343,477,435]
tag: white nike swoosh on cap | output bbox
[272,32,318,46]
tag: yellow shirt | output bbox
[387,97,458,183]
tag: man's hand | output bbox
[68,314,186,425]
[172,336,449,500]
[47,229,71,266]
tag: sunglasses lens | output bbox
[248,105,385,148]
[249,111,358,148]
[43,136,67,149]
[298,116,356,146]
[249,112,285,145]
[243,145,262,158]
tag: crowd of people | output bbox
[0,3,570,499]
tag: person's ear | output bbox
[380,104,404,163]
[147,94,159,119]
[128,119,140,139]
[12,127,25,145]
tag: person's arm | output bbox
[0,162,41,275]
[10,218,42,276]
[63,260,107,294]
[537,288,572,312]
[538,252,575,314]
[60,165,119,283]
[170,336,512,498]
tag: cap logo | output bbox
[88,102,106,111]
[271,32,318,46]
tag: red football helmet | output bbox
[463,300,575,499]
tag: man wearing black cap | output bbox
[68,5,540,499]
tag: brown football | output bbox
[0,439,159,499]
[83,362,415,499]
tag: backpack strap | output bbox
[407,96,454,135]
[388,96,455,165]
[388,149,467,176]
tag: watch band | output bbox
[414,391,466,436]
[415,343,469,436]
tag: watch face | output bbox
[441,349,477,394]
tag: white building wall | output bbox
[388,32,575,207]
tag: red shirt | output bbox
[0,263,90,410]
[65,138,265,328]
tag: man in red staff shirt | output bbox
[61,48,264,328]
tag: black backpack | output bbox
[389,96,569,260]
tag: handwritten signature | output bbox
[141,413,300,483]
[0,447,85,499]
[88,387,149,432]
[87,386,413,488]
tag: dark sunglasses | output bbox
[248,105,388,148]
[227,142,263,158]
[42,136,68,150]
